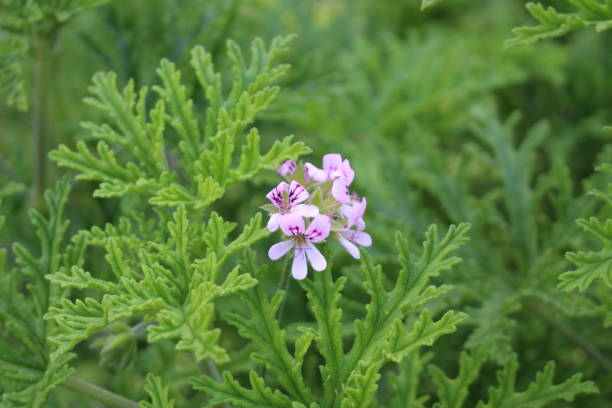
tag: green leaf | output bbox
[49,141,141,198]
[154,59,201,165]
[13,177,72,315]
[0,181,25,199]
[192,371,294,408]
[302,268,346,407]
[0,353,75,408]
[339,361,381,408]
[429,349,489,408]
[507,1,612,47]
[0,35,27,110]
[470,111,545,266]
[148,267,257,363]
[223,252,314,405]
[149,175,223,209]
[560,217,612,291]
[45,297,107,355]
[139,374,175,408]
[46,265,118,292]
[464,292,521,364]
[227,130,312,185]
[386,309,467,363]
[52,35,307,210]
[220,213,270,264]
[476,355,598,408]
[421,0,445,11]
[202,212,238,258]
[199,212,270,266]
[336,224,469,407]
[559,161,612,292]
[0,178,86,408]
[388,352,432,408]
[84,72,168,176]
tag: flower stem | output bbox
[62,376,140,408]
[276,256,292,325]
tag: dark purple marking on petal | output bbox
[288,182,306,204]
[271,187,283,205]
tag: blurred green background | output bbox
[1,0,611,406]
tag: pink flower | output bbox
[336,197,371,259]
[304,154,355,204]
[268,214,330,280]
[276,159,296,177]
[341,196,367,229]
[266,181,319,232]
[337,218,372,259]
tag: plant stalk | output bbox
[201,359,231,408]
[62,376,140,408]
[276,256,292,325]
[0,361,140,407]
[31,31,50,204]
[258,257,292,382]
[525,298,612,373]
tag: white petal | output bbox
[340,198,365,228]
[268,240,294,260]
[337,236,360,259]
[356,218,366,231]
[267,213,281,232]
[348,198,367,227]
[304,163,327,182]
[340,204,352,218]
[323,154,342,175]
[344,230,372,247]
[293,204,319,217]
[341,159,355,185]
[331,179,351,204]
[292,248,308,280]
[305,242,327,271]
[305,215,331,242]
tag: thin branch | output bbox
[525,298,612,373]
[201,359,231,408]
[31,31,49,204]
[62,376,140,408]
[276,256,292,325]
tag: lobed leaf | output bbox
[139,374,176,408]
[429,349,489,408]
[476,355,598,408]
[301,268,345,406]
[386,310,467,363]
[224,281,315,405]
[507,0,612,47]
[192,371,294,408]
[559,162,612,291]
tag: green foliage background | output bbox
[0,0,611,407]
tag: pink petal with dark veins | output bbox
[280,213,305,236]
[305,215,331,242]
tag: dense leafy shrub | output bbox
[0,1,610,407]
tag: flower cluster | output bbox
[263,154,372,280]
